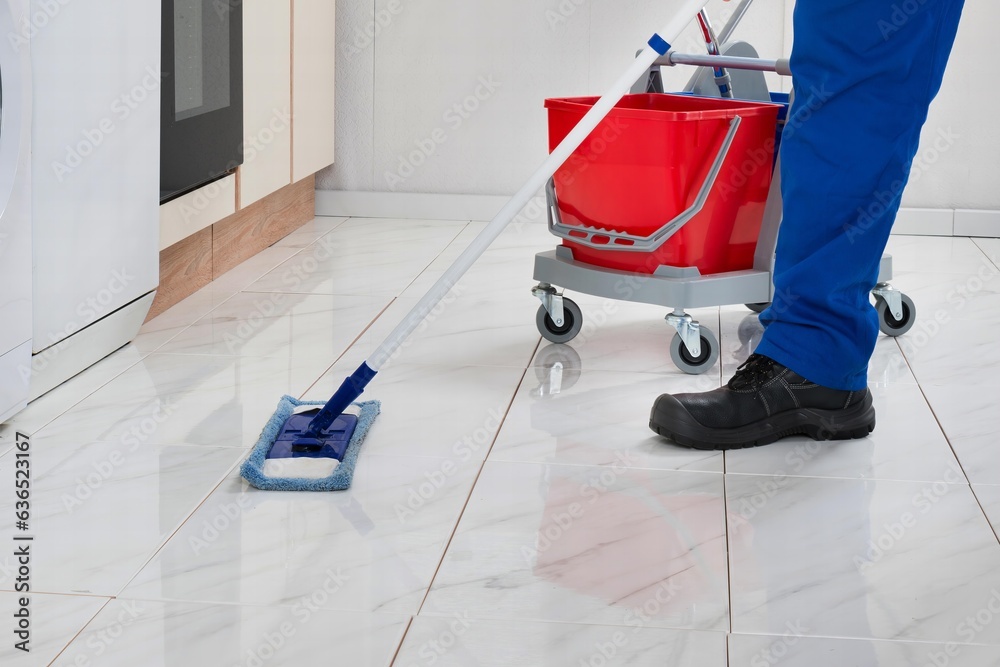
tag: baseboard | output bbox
[890,208,955,236]
[149,175,316,320]
[316,190,1000,239]
[955,209,1000,237]
[29,292,156,401]
[315,189,512,222]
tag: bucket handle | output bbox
[546,115,742,252]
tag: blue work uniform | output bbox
[755,0,966,391]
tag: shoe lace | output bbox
[728,354,777,390]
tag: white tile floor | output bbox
[1,217,999,666]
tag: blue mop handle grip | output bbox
[303,362,377,436]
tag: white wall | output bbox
[318,0,996,212]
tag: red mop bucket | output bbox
[545,94,781,276]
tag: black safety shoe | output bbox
[650,354,876,450]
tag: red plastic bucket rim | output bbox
[545,93,782,121]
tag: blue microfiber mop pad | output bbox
[240,395,380,492]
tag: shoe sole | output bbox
[649,391,876,451]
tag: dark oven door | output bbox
[161,0,243,202]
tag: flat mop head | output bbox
[241,395,380,491]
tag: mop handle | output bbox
[368,0,710,372]
[302,0,711,438]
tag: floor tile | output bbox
[247,218,468,297]
[922,383,1000,485]
[302,362,526,461]
[31,352,335,449]
[488,366,723,472]
[972,237,1000,268]
[724,383,960,483]
[53,599,408,667]
[973,484,1000,539]
[132,289,238,355]
[156,291,389,359]
[727,474,1000,643]
[891,267,1000,326]
[398,220,554,301]
[729,633,1000,667]
[394,617,727,667]
[422,461,729,631]
[272,215,349,248]
[2,345,146,441]
[119,454,478,614]
[0,443,240,595]
[0,592,107,666]
[899,319,1000,387]
[341,292,542,369]
[885,236,991,275]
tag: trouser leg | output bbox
[755,0,966,391]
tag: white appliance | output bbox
[29,0,160,399]
[0,0,32,423]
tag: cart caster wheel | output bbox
[670,328,720,375]
[536,299,583,344]
[876,293,916,337]
[745,302,771,314]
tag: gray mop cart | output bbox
[531,1,915,374]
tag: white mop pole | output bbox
[301,0,710,438]
[369,0,709,371]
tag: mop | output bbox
[241,0,712,491]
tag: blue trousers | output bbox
[755,0,966,391]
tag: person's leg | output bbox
[756,0,966,391]
[650,0,966,450]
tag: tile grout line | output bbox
[297,297,399,399]
[109,456,246,599]
[45,597,114,667]
[387,616,415,667]
[893,334,1000,545]
[411,337,542,618]
[295,219,473,399]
